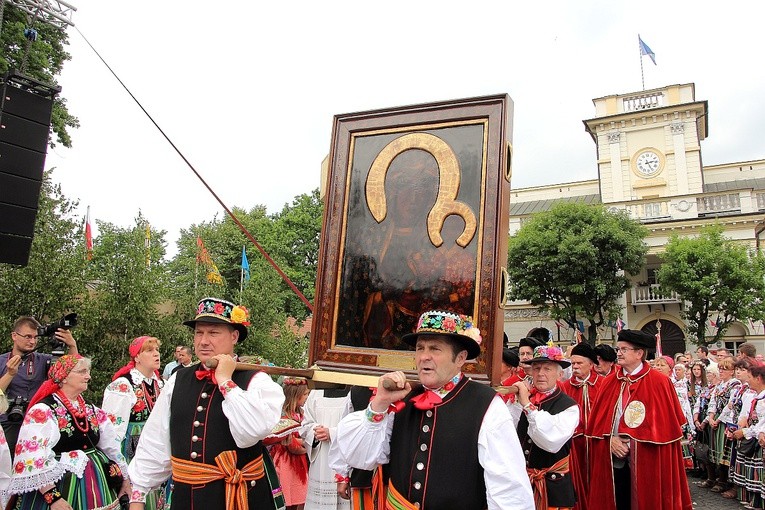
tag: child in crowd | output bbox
[266,378,310,510]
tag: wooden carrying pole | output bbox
[204,359,518,394]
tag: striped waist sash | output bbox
[171,450,265,510]
[527,455,570,510]
[386,481,418,510]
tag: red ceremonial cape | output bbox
[560,369,603,510]
[585,362,692,510]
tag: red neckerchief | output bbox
[409,378,459,411]
[195,367,218,385]
[529,387,556,406]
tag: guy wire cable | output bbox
[74,26,313,312]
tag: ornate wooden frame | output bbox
[310,95,513,385]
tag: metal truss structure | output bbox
[4,0,76,29]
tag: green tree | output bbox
[269,189,323,320]
[76,215,183,402]
[507,202,648,343]
[0,170,87,338]
[657,225,765,347]
[0,5,79,147]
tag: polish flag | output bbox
[85,206,93,261]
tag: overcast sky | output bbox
[44,1,765,258]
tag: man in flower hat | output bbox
[512,344,579,510]
[585,329,692,510]
[336,309,534,510]
[128,297,286,509]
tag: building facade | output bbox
[506,83,765,356]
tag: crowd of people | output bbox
[0,301,762,509]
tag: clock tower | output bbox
[583,84,708,204]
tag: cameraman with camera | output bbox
[0,316,78,452]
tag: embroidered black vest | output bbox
[169,364,275,510]
[41,394,101,453]
[388,377,495,510]
[517,388,577,507]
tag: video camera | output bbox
[6,395,28,422]
[36,312,77,356]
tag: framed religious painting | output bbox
[310,94,513,385]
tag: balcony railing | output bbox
[631,284,682,305]
[624,200,671,221]
[623,93,664,112]
[697,193,741,215]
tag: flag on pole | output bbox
[241,246,250,282]
[709,318,718,329]
[145,223,151,268]
[85,206,93,261]
[196,236,223,285]
[616,317,625,332]
[554,320,566,330]
[639,35,656,65]
[655,319,663,357]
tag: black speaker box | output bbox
[0,233,33,266]
[0,71,60,266]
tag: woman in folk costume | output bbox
[7,355,130,509]
[706,357,741,493]
[724,359,758,504]
[730,363,765,509]
[102,336,165,509]
[265,378,310,510]
[695,365,719,487]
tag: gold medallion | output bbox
[624,400,646,428]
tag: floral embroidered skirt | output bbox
[12,448,119,510]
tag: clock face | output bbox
[636,151,661,176]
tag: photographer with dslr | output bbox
[0,316,78,452]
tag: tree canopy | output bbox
[507,202,648,343]
[657,225,765,346]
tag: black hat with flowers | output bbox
[402,310,483,360]
[527,344,571,369]
[183,297,251,341]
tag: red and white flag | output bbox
[85,206,93,261]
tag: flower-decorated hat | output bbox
[402,310,483,360]
[183,297,251,341]
[528,344,571,368]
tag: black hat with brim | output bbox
[570,343,598,364]
[617,329,654,350]
[526,345,571,369]
[518,337,543,350]
[401,310,483,360]
[183,297,250,342]
[593,343,617,362]
[502,348,520,367]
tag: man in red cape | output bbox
[560,342,603,510]
[586,329,692,510]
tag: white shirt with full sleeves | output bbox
[336,396,535,510]
[523,404,579,453]
[127,369,284,493]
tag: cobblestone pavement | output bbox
[688,474,748,509]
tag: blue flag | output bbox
[241,246,250,282]
[639,35,656,65]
